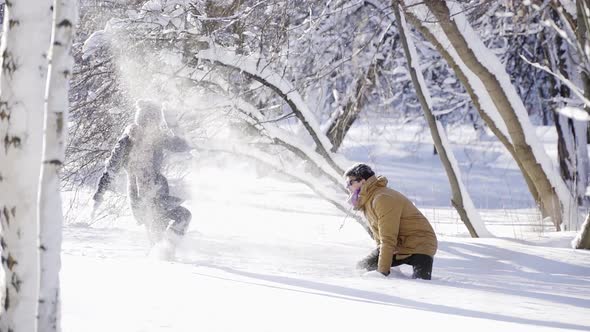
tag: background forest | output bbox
[1,1,590,331]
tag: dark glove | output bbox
[356,247,380,271]
[93,172,111,205]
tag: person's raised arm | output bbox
[92,134,132,210]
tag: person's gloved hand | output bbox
[361,270,389,279]
[356,259,371,270]
[356,247,380,270]
[91,192,103,219]
[92,190,102,203]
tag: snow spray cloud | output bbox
[86,3,350,225]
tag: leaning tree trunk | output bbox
[423,0,574,231]
[326,60,379,152]
[399,9,543,209]
[37,0,78,330]
[0,0,52,331]
[393,2,490,238]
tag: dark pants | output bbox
[144,205,191,244]
[357,248,433,280]
[130,173,192,243]
[162,205,192,235]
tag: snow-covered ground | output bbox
[61,124,590,332]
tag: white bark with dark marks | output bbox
[37,0,77,330]
[0,0,53,330]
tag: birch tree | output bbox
[37,0,78,329]
[393,2,490,238]
[0,0,53,330]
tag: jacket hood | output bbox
[355,175,388,209]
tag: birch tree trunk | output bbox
[422,0,574,230]
[393,2,490,238]
[37,0,77,330]
[0,0,53,330]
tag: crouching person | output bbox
[346,164,437,279]
[92,99,192,259]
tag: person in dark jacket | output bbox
[92,100,192,255]
[346,163,438,279]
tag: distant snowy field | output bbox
[61,123,590,331]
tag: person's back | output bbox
[345,163,438,279]
[360,176,437,260]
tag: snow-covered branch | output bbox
[194,45,347,175]
[521,55,590,109]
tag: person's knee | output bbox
[167,206,191,235]
[177,206,191,223]
[411,254,433,280]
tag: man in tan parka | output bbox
[345,164,437,279]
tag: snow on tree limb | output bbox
[219,96,349,192]
[521,54,590,109]
[194,45,346,175]
[556,107,590,121]
[442,1,574,225]
[395,2,491,238]
[401,6,547,209]
[403,1,512,143]
[410,0,575,230]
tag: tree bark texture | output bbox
[393,1,490,238]
[572,212,590,249]
[403,9,542,214]
[194,48,345,175]
[0,0,52,330]
[37,0,78,330]
[423,0,573,230]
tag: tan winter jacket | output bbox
[355,176,438,274]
